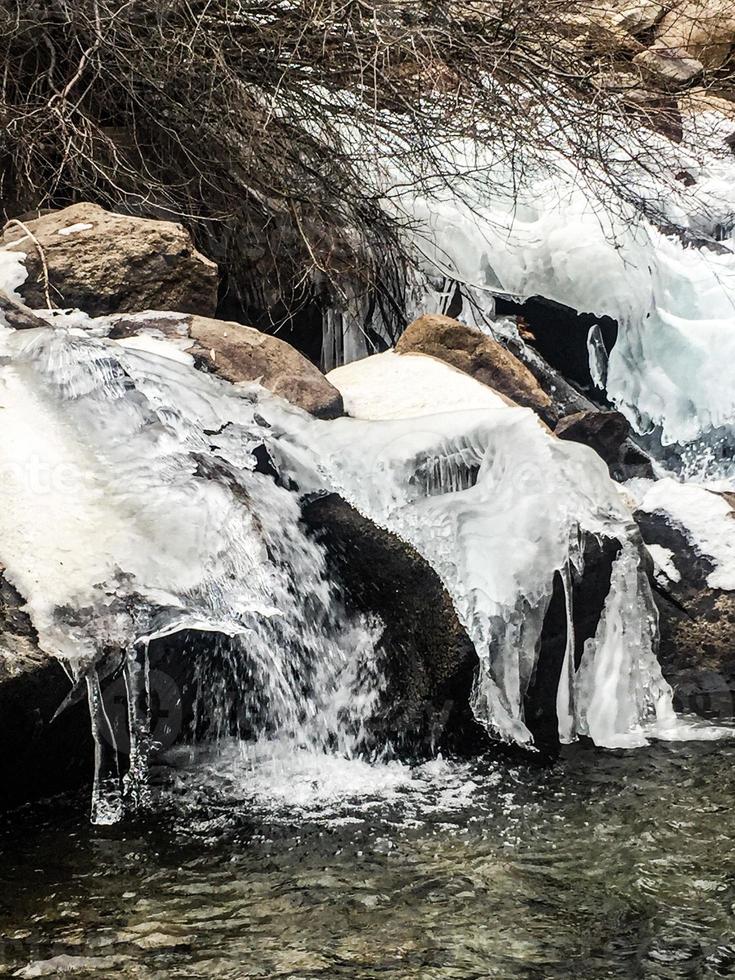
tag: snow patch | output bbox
[56,222,94,236]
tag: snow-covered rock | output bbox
[394,314,554,422]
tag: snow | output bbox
[328,349,510,419]
[630,477,735,590]
[646,543,682,585]
[56,222,94,236]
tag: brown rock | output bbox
[633,45,704,86]
[555,410,631,463]
[2,203,218,317]
[108,312,344,419]
[653,0,735,71]
[395,314,553,421]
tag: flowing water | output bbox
[2,739,735,979]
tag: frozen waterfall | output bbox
[0,301,689,821]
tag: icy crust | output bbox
[321,351,675,747]
[628,477,735,591]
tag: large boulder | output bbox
[652,0,735,71]
[108,312,344,419]
[301,493,621,755]
[2,204,218,317]
[395,314,554,422]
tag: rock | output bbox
[679,87,735,122]
[300,493,485,753]
[395,314,553,421]
[635,507,735,719]
[623,87,685,141]
[555,410,631,467]
[108,312,344,419]
[1,203,218,317]
[609,0,665,35]
[394,311,654,480]
[301,493,621,754]
[0,289,48,331]
[576,0,665,37]
[633,45,704,86]
[653,0,735,71]
[0,567,94,810]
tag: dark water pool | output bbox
[1,738,735,979]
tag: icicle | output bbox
[122,643,153,812]
[574,544,674,748]
[556,563,576,744]
[86,667,124,826]
[587,324,609,391]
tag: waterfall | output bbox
[0,323,382,822]
[0,311,710,823]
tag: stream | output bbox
[2,738,735,979]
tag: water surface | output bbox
[2,739,735,979]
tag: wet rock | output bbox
[1,203,218,317]
[0,567,94,810]
[300,493,485,754]
[109,312,344,419]
[395,314,553,421]
[555,409,637,475]
[635,509,735,719]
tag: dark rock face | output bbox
[395,313,554,421]
[635,509,735,719]
[2,203,218,317]
[300,493,486,754]
[0,569,93,810]
[554,409,651,480]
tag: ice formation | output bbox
[0,303,686,822]
[0,321,382,822]
[321,352,677,748]
[327,103,735,458]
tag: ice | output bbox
[629,477,735,590]
[0,324,381,820]
[326,100,735,455]
[646,543,682,585]
[320,351,674,747]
